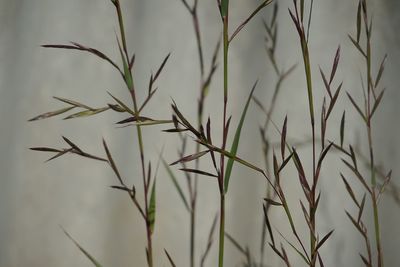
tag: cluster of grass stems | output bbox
[30,0,399,266]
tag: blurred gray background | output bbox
[0,0,399,266]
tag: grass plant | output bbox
[30,0,398,266]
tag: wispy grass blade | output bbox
[224,81,257,193]
[346,92,367,122]
[42,43,121,75]
[340,111,346,147]
[229,0,274,42]
[200,213,218,267]
[28,106,75,121]
[103,139,124,186]
[170,150,209,166]
[180,168,218,178]
[64,107,109,120]
[107,91,135,115]
[162,158,190,212]
[315,230,334,252]
[53,96,94,110]
[164,249,176,267]
[148,180,156,235]
[153,53,171,82]
[61,226,104,267]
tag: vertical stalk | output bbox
[218,8,229,267]
[192,3,203,265]
[300,30,316,266]
[218,193,226,267]
[365,17,383,266]
[114,1,153,266]
[190,195,196,267]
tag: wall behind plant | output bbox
[0,0,399,266]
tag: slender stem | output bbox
[114,1,153,266]
[218,193,226,267]
[300,31,316,267]
[188,3,206,266]
[115,1,129,60]
[190,197,196,267]
[368,123,382,267]
[193,11,205,77]
[217,12,229,267]
[365,19,383,266]
[297,9,316,264]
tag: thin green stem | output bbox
[218,12,229,267]
[218,193,226,267]
[300,29,316,267]
[114,1,153,266]
[115,1,129,60]
[364,7,383,264]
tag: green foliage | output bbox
[29,0,399,266]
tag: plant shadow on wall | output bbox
[29,0,400,266]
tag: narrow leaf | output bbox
[360,254,370,266]
[61,227,103,267]
[264,198,282,206]
[292,149,310,194]
[153,53,171,82]
[148,180,156,235]
[315,230,334,252]
[64,107,109,120]
[378,170,392,201]
[129,54,135,70]
[53,96,93,110]
[348,35,367,58]
[162,159,190,212]
[170,150,209,166]
[164,249,176,267]
[358,193,366,223]
[107,104,125,112]
[224,81,257,193]
[277,230,310,265]
[341,173,360,207]
[345,211,364,235]
[329,46,341,85]
[263,204,275,246]
[281,116,288,160]
[116,35,133,90]
[225,232,247,256]
[229,0,274,42]
[42,43,121,74]
[278,152,294,173]
[356,1,362,43]
[29,106,75,121]
[110,185,135,196]
[107,91,135,115]
[62,136,83,153]
[200,213,219,267]
[342,159,371,193]
[116,116,153,124]
[370,89,385,118]
[180,168,218,178]
[340,111,345,147]
[30,147,62,153]
[325,82,342,119]
[45,148,73,162]
[347,92,367,122]
[320,68,332,99]
[103,139,124,186]
[375,54,387,88]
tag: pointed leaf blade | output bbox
[224,81,257,193]
[61,227,103,267]
[148,180,156,235]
